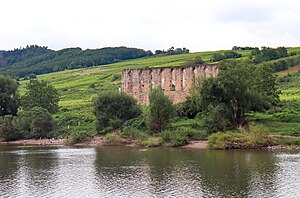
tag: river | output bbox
[0,145,299,198]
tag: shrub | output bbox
[0,115,22,141]
[212,53,225,61]
[184,56,204,66]
[105,133,121,143]
[139,137,163,147]
[208,124,273,149]
[160,127,204,146]
[88,84,96,89]
[93,91,141,133]
[121,127,148,140]
[148,87,175,132]
[70,130,92,143]
[202,104,231,134]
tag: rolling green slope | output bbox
[18,48,300,135]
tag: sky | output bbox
[1,0,300,52]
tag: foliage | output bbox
[273,136,300,145]
[70,130,92,143]
[0,115,22,141]
[263,54,300,72]
[21,79,59,114]
[0,47,149,77]
[208,124,273,149]
[184,56,204,66]
[232,46,256,50]
[148,87,175,132]
[139,137,163,147]
[201,104,231,134]
[250,47,288,64]
[154,47,189,55]
[160,127,203,146]
[198,60,279,130]
[211,51,242,62]
[93,91,141,133]
[121,127,148,140]
[0,76,20,116]
[0,45,51,67]
[105,133,122,143]
[17,107,55,138]
[176,78,203,118]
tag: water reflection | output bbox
[94,147,280,197]
[0,145,300,197]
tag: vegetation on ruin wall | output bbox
[15,47,300,143]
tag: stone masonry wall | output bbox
[121,64,218,104]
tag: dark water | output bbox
[0,145,300,198]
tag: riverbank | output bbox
[1,138,66,146]
[74,136,208,149]
[0,136,209,149]
[3,136,300,150]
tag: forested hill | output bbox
[0,45,150,77]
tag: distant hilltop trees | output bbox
[232,46,256,50]
[0,45,151,77]
[154,46,189,56]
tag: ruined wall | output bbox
[122,64,218,104]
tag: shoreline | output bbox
[2,138,300,150]
[0,137,209,149]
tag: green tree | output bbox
[21,79,59,114]
[199,60,278,131]
[148,87,175,132]
[0,115,22,141]
[17,107,55,138]
[93,92,141,133]
[0,76,19,116]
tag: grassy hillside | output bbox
[0,46,149,77]
[18,47,300,135]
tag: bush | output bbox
[212,53,225,61]
[70,130,92,143]
[88,84,96,89]
[105,133,122,143]
[208,124,273,149]
[139,137,163,147]
[93,91,141,133]
[17,107,55,139]
[202,104,231,134]
[0,115,22,141]
[148,87,175,132]
[160,127,204,146]
[121,127,148,140]
[184,56,204,66]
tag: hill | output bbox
[17,47,300,136]
[0,46,151,77]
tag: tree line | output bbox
[0,46,151,77]
[0,77,59,141]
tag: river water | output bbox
[0,145,300,198]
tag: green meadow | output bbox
[19,48,300,136]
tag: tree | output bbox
[21,79,59,114]
[148,87,175,132]
[0,115,21,141]
[0,76,19,116]
[17,107,55,138]
[93,92,141,133]
[212,53,225,62]
[199,60,278,131]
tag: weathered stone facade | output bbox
[122,64,218,104]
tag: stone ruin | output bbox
[121,64,218,104]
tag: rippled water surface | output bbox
[1,145,300,198]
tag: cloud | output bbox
[1,0,300,51]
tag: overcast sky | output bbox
[1,0,300,52]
